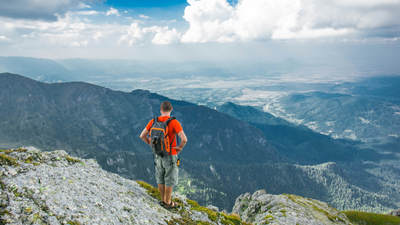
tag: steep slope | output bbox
[264,91,400,153]
[217,102,383,165]
[0,147,249,224]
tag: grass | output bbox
[0,153,19,166]
[0,209,11,224]
[0,148,27,154]
[66,156,82,164]
[136,181,161,201]
[342,210,400,225]
[264,215,274,224]
[136,181,252,225]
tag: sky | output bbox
[0,0,399,62]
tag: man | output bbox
[139,101,187,209]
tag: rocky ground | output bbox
[0,147,248,224]
[1,147,356,224]
[232,190,353,225]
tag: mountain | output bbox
[216,102,400,212]
[217,102,383,165]
[1,73,399,212]
[0,57,75,82]
[263,91,400,153]
[0,72,281,165]
[331,76,400,105]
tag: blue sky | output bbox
[0,0,399,61]
[104,0,188,8]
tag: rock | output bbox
[387,209,400,216]
[207,205,219,212]
[0,147,247,225]
[7,168,17,176]
[232,190,353,225]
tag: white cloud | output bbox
[78,2,92,9]
[119,23,181,45]
[161,19,177,23]
[106,7,120,16]
[1,0,399,50]
[93,32,103,41]
[139,14,150,19]
[181,0,400,43]
[70,40,88,47]
[75,10,99,15]
[152,27,181,45]
[0,36,13,43]
[334,0,400,7]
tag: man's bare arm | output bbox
[173,131,187,152]
[139,128,150,145]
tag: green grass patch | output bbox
[0,209,11,224]
[66,156,81,164]
[0,153,19,166]
[0,148,27,154]
[342,210,400,225]
[187,199,218,221]
[136,181,161,201]
[136,181,251,225]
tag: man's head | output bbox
[160,101,173,113]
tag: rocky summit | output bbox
[232,190,353,225]
[0,147,249,225]
[1,147,355,225]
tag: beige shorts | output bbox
[155,154,179,187]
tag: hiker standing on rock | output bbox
[140,101,187,209]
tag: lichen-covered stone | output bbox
[0,147,174,224]
[232,191,354,225]
[0,147,247,225]
[387,209,400,217]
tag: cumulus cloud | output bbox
[0,12,116,49]
[93,32,103,41]
[0,0,103,21]
[1,0,399,50]
[75,10,99,15]
[139,14,150,19]
[106,7,120,17]
[0,36,13,46]
[181,0,400,43]
[119,23,181,45]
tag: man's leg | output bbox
[164,186,173,205]
[158,184,166,203]
[164,155,179,207]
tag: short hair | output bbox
[160,101,172,112]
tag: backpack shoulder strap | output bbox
[165,116,176,126]
[150,117,157,128]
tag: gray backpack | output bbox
[150,117,176,157]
